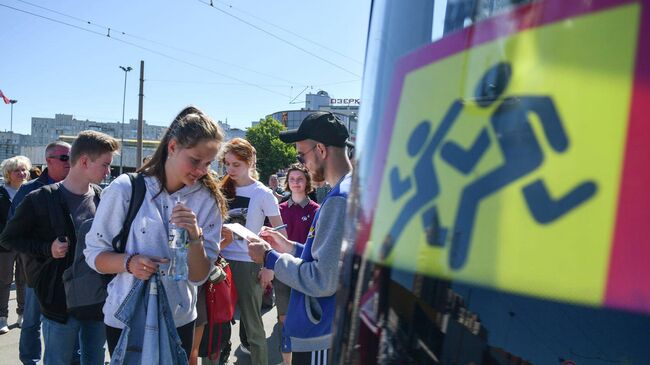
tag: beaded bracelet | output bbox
[125,252,138,274]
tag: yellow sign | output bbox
[366,4,640,306]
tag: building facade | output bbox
[0,132,30,162]
[23,114,168,169]
[267,90,359,142]
[30,114,167,146]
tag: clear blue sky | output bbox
[0,0,370,135]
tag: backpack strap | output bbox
[111,173,146,253]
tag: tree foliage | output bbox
[246,116,296,183]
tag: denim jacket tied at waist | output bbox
[110,275,188,365]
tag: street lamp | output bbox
[119,65,133,174]
[9,100,17,133]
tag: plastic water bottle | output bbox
[168,197,188,281]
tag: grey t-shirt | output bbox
[59,184,99,230]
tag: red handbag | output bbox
[205,256,238,359]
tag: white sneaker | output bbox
[16,314,23,328]
[0,317,8,334]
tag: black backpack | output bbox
[61,173,146,316]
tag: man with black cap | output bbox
[248,111,352,364]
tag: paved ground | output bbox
[0,286,283,364]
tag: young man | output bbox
[248,111,353,364]
[10,140,71,365]
[0,131,119,365]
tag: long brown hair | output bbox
[138,106,228,217]
[218,137,257,200]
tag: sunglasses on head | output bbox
[48,154,70,162]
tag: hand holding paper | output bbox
[223,223,261,242]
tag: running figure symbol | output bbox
[382,62,597,269]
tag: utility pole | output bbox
[9,100,17,132]
[119,65,133,174]
[136,60,144,169]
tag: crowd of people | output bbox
[0,108,352,365]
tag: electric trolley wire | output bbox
[209,0,363,65]
[289,85,310,104]
[147,79,295,87]
[17,0,108,32]
[1,3,106,37]
[8,0,362,100]
[106,36,294,99]
[0,2,292,99]
[14,0,305,87]
[196,0,362,78]
[146,78,360,89]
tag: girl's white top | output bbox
[84,174,222,329]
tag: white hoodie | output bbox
[84,174,222,329]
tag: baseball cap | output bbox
[279,111,352,148]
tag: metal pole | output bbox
[119,66,132,174]
[136,60,144,169]
[9,100,17,132]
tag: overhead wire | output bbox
[9,0,363,101]
[196,0,362,78]
[3,0,363,109]
[209,0,363,65]
[289,85,310,104]
[0,3,106,37]
[145,78,360,89]
[14,0,305,87]
[146,79,296,87]
[0,2,292,99]
[110,37,293,98]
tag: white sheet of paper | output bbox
[223,223,260,242]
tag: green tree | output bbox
[246,116,296,183]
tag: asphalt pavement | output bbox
[0,286,283,365]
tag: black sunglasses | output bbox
[48,154,70,162]
[296,145,318,164]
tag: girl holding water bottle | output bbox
[84,106,228,359]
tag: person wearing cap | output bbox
[248,111,352,364]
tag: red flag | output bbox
[0,90,10,104]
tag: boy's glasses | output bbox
[48,154,70,162]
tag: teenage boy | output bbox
[0,131,119,365]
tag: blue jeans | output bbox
[42,316,106,365]
[19,287,41,365]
